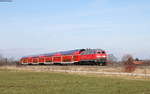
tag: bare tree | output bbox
[121,54,136,73]
[0,54,18,66]
[121,54,133,62]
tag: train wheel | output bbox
[98,63,103,66]
[102,62,106,66]
[54,63,61,65]
[39,63,44,65]
[28,63,32,65]
[74,62,79,65]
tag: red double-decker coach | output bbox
[20,48,107,66]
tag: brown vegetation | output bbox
[121,54,136,72]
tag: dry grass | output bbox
[1,65,150,80]
[1,65,150,73]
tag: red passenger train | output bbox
[20,48,107,66]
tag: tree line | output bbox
[0,54,18,66]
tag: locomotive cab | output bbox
[96,51,107,58]
[79,49,107,66]
[96,50,107,66]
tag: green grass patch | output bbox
[0,70,150,94]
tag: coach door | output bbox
[53,56,61,63]
[62,55,73,63]
[45,57,52,64]
[73,55,80,62]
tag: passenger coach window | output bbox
[33,58,38,63]
[23,59,27,63]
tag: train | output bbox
[20,48,107,66]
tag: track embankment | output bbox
[1,65,150,78]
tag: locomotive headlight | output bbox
[97,55,106,58]
[102,55,106,57]
[97,55,101,58]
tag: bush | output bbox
[121,54,136,73]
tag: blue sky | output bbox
[0,0,150,59]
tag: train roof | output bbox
[58,49,80,55]
[21,49,82,58]
[44,49,80,56]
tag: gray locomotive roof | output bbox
[84,48,104,51]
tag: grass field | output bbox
[0,69,150,94]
